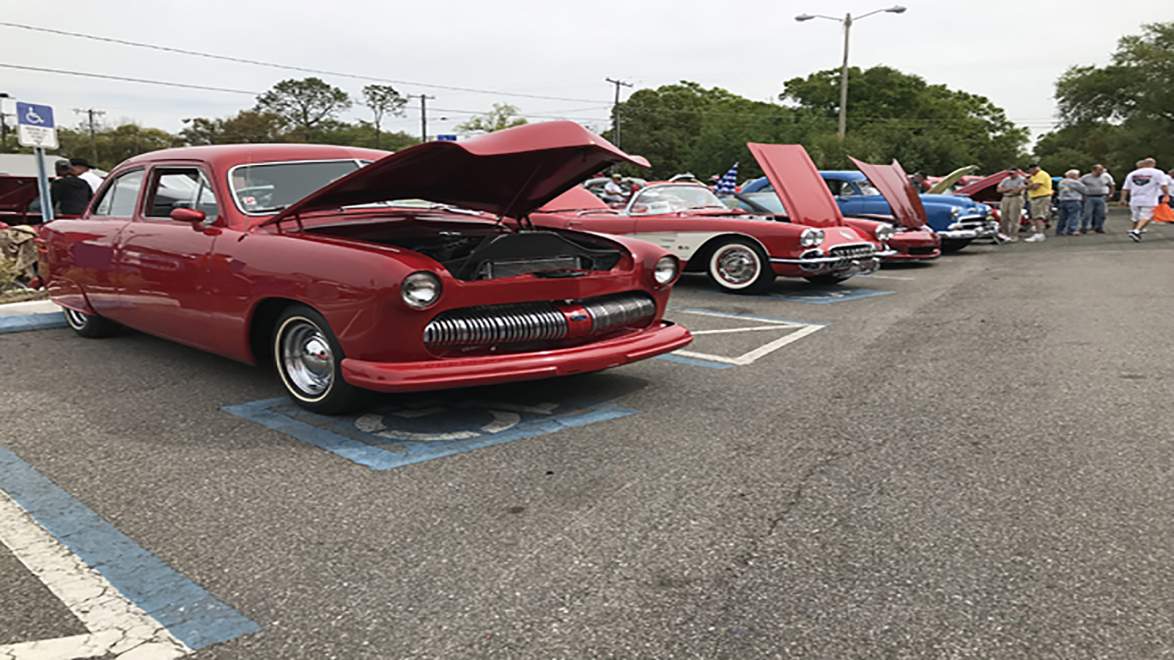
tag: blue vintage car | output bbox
[742,170,999,253]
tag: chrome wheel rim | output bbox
[712,245,759,288]
[63,308,88,330]
[278,318,334,399]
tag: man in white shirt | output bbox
[1122,158,1168,242]
[601,173,627,205]
[69,158,104,193]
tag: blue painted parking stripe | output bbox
[223,398,636,471]
[0,447,259,650]
[0,313,67,334]
[769,289,894,304]
[655,353,733,369]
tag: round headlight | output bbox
[800,227,824,248]
[950,207,961,218]
[401,272,442,309]
[654,255,679,285]
[875,225,894,242]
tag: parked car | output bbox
[727,157,940,263]
[532,143,893,294]
[0,175,41,227]
[746,170,997,253]
[39,121,693,413]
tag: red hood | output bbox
[0,176,39,213]
[746,143,844,228]
[538,185,611,212]
[849,157,928,229]
[955,171,1011,197]
[262,121,649,227]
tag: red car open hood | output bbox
[0,176,39,213]
[746,143,844,228]
[955,171,1010,198]
[538,185,611,212]
[849,157,928,229]
[260,121,649,227]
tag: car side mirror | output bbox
[170,208,206,224]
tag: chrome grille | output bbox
[424,303,567,348]
[828,243,876,259]
[582,293,656,334]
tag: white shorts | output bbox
[1131,205,1155,221]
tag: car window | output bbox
[229,160,361,214]
[92,170,144,217]
[146,168,218,220]
[629,185,726,215]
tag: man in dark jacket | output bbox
[50,160,92,215]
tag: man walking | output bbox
[1122,158,1168,242]
[49,160,92,216]
[996,168,1026,242]
[69,158,103,193]
[1024,164,1052,242]
[1079,164,1113,233]
[1055,170,1086,236]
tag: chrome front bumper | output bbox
[771,249,896,265]
[940,217,999,240]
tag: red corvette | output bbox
[845,157,941,261]
[533,143,893,294]
[38,122,693,413]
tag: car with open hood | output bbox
[532,143,892,294]
[756,169,998,253]
[38,121,693,413]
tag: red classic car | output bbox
[0,175,42,227]
[532,143,893,294]
[38,122,693,413]
[845,157,942,261]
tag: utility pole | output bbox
[408,95,436,143]
[604,77,633,149]
[74,107,106,162]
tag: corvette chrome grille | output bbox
[828,243,876,259]
[582,293,657,334]
[423,292,655,350]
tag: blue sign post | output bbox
[16,102,58,223]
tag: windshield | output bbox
[230,160,362,214]
[842,181,881,197]
[743,192,787,215]
[630,185,726,215]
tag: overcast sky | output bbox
[2,0,1170,143]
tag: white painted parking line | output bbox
[0,492,189,660]
[860,273,916,281]
[670,309,825,367]
[0,300,59,317]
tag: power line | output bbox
[0,21,606,105]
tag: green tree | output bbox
[456,103,528,134]
[361,84,407,148]
[180,111,285,145]
[57,124,182,170]
[255,77,352,141]
[314,121,418,151]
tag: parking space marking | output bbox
[860,273,916,281]
[223,394,636,471]
[0,448,258,658]
[0,313,66,334]
[769,288,895,304]
[663,309,825,367]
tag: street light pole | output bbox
[795,5,906,141]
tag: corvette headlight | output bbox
[800,227,824,248]
[654,255,679,285]
[401,272,442,309]
[875,225,894,242]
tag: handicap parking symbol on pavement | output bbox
[223,379,640,471]
[770,287,894,304]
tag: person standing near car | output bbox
[69,158,104,193]
[996,168,1026,242]
[49,160,92,216]
[1023,164,1052,242]
[1055,170,1086,236]
[1122,158,1168,242]
[1079,164,1113,234]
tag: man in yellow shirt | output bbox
[1024,164,1053,242]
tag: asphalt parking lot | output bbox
[3,217,1174,658]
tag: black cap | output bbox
[68,157,95,168]
[54,160,71,174]
[1026,163,1039,169]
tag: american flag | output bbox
[715,162,738,195]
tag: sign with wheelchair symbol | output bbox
[16,102,58,149]
[223,379,642,470]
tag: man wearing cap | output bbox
[1023,163,1052,243]
[1078,164,1114,234]
[49,160,92,216]
[601,173,627,205]
[69,158,104,193]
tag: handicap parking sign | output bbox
[16,102,58,149]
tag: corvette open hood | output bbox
[849,157,928,229]
[0,176,39,213]
[261,121,649,227]
[538,185,611,212]
[746,143,844,228]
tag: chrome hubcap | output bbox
[64,308,88,329]
[714,246,758,286]
[280,320,334,398]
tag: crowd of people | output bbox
[994,159,1170,244]
[48,158,102,216]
